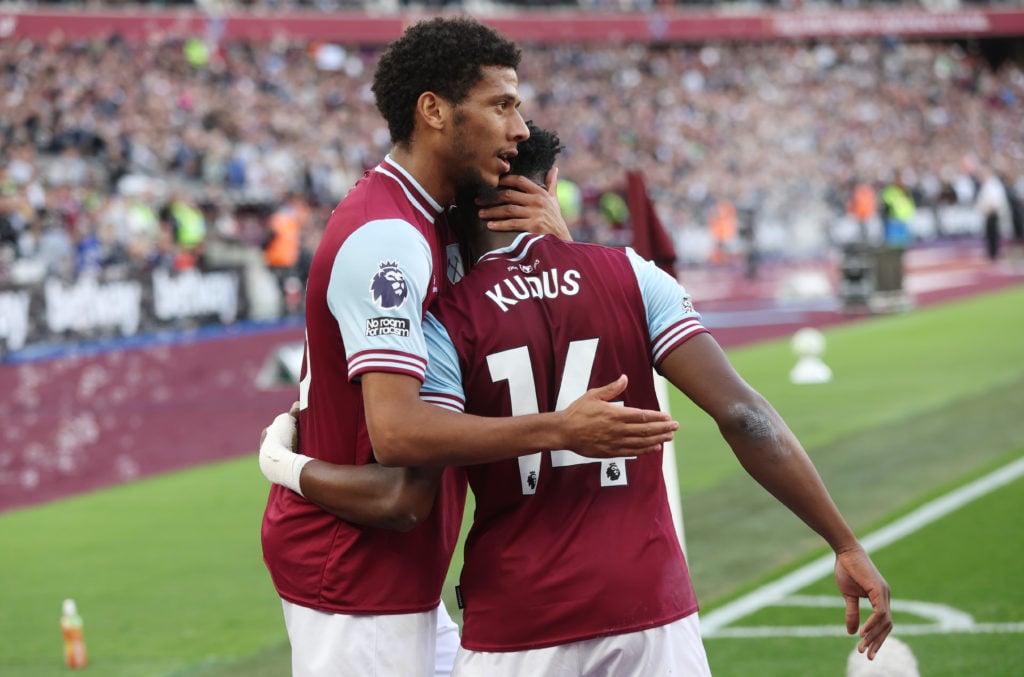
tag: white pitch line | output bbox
[701,455,1024,635]
[707,622,1024,639]
[713,595,1024,638]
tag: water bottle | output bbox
[60,598,88,669]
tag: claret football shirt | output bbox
[422,232,705,650]
[262,156,466,614]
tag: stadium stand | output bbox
[1,10,1021,338]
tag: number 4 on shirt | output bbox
[487,338,635,496]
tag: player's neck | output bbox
[471,229,523,261]
[389,145,455,206]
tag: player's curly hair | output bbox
[509,121,563,186]
[372,17,522,146]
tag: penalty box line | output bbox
[701,454,1024,636]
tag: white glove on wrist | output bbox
[259,412,312,497]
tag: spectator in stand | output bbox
[113,190,163,270]
[73,214,108,277]
[1005,176,1024,244]
[847,180,877,244]
[0,170,30,255]
[22,216,75,281]
[989,158,1024,247]
[880,174,915,249]
[974,163,1011,261]
[262,190,310,296]
[166,193,207,269]
[709,197,738,265]
[0,200,22,276]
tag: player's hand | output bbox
[259,401,300,448]
[478,168,571,241]
[834,546,893,660]
[560,375,678,458]
[259,407,311,495]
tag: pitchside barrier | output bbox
[0,261,303,513]
[0,267,249,358]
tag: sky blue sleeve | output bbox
[421,311,466,412]
[624,247,708,364]
[327,218,433,380]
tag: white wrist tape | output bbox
[259,412,313,497]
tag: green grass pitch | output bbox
[1,285,1022,676]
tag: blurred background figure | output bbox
[974,163,1011,261]
[263,190,311,312]
[847,180,878,245]
[165,192,207,270]
[880,174,916,251]
[556,176,583,234]
[1007,172,1024,246]
[709,198,737,266]
[736,187,762,280]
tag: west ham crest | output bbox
[447,243,464,284]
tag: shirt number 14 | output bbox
[487,338,634,495]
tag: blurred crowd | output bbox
[14,0,1023,9]
[1,32,1022,298]
[522,39,1023,256]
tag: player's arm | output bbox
[363,371,675,467]
[301,462,442,532]
[259,410,441,532]
[656,333,892,659]
[364,307,675,467]
[478,167,571,241]
[335,217,671,465]
[625,246,891,659]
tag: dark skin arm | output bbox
[261,369,678,526]
[657,332,893,659]
[299,460,442,532]
[259,408,442,531]
[363,372,677,467]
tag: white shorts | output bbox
[452,612,711,677]
[434,601,460,677]
[282,599,461,677]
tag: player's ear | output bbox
[417,92,448,132]
[545,166,559,196]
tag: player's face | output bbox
[448,66,529,192]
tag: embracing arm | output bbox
[259,366,678,524]
[658,333,892,659]
[362,371,677,467]
[300,460,442,532]
[258,411,441,531]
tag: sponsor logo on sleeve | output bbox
[370,261,408,309]
[365,317,410,337]
[682,297,696,314]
